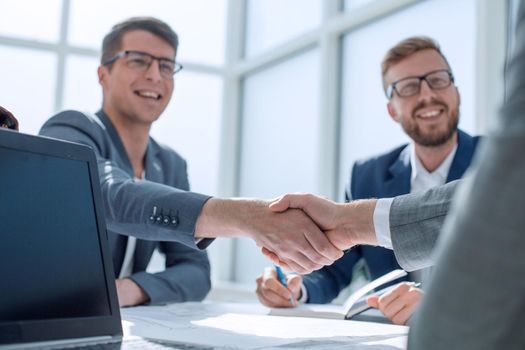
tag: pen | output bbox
[274,265,295,306]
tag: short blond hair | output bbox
[381,36,451,92]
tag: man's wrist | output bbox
[195,198,269,239]
[195,198,241,238]
[116,278,149,306]
[337,199,378,246]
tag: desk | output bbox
[121,302,408,349]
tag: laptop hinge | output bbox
[0,335,120,349]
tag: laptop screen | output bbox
[0,130,121,345]
[0,147,111,321]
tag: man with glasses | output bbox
[264,3,525,343]
[38,17,210,307]
[40,17,342,306]
[256,36,480,325]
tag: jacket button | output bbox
[171,217,178,226]
[163,216,170,225]
[155,215,163,224]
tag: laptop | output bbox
[0,129,212,349]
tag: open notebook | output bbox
[270,269,408,320]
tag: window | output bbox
[245,0,322,57]
[68,0,226,65]
[0,46,56,135]
[0,0,61,42]
[151,72,223,196]
[0,0,507,289]
[63,55,101,113]
[236,50,321,283]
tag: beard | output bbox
[401,99,459,147]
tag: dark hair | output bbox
[0,105,19,131]
[101,17,179,64]
[381,36,452,92]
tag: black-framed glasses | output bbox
[103,50,183,80]
[386,69,454,99]
[0,106,19,131]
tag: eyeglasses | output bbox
[0,106,19,131]
[386,69,454,99]
[103,50,183,80]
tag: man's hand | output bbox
[266,194,377,266]
[367,283,423,325]
[269,194,339,232]
[115,278,149,307]
[195,198,343,274]
[256,267,302,308]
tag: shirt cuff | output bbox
[196,237,214,250]
[373,198,394,249]
[298,283,309,303]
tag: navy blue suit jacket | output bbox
[302,129,480,303]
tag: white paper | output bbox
[121,301,408,350]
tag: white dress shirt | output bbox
[374,143,458,248]
[118,173,144,278]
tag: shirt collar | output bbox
[410,142,458,182]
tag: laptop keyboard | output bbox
[48,338,214,350]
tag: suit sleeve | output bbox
[408,2,525,348]
[130,242,211,304]
[128,158,211,304]
[389,180,459,271]
[39,111,212,249]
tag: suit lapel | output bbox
[382,130,476,194]
[95,110,134,176]
[447,130,476,182]
[383,145,412,197]
[96,110,161,274]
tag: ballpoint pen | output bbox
[274,265,295,306]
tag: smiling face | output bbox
[98,30,175,127]
[385,49,460,147]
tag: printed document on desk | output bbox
[271,269,407,320]
[121,301,408,349]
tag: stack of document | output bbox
[121,301,409,349]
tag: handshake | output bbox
[196,194,379,274]
[261,194,380,273]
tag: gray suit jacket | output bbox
[390,180,459,271]
[40,110,212,249]
[390,2,525,348]
[40,110,211,304]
